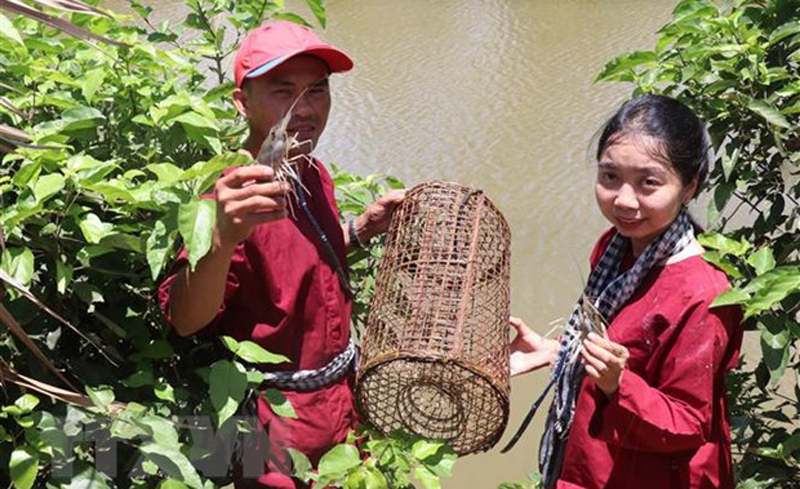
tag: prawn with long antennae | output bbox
[254,85,317,188]
[253,81,353,295]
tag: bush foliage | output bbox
[0,1,455,488]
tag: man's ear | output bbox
[232,86,249,119]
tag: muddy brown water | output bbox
[307,2,678,487]
[108,0,719,486]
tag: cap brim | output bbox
[245,45,353,80]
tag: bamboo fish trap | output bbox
[356,181,511,455]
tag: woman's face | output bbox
[595,135,697,255]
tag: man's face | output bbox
[234,55,332,155]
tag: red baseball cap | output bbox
[234,21,353,88]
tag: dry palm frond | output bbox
[0,0,127,47]
[0,302,77,390]
[0,122,29,141]
[0,97,25,119]
[23,0,108,17]
[0,359,125,412]
[0,82,22,93]
[0,123,71,151]
[0,268,119,366]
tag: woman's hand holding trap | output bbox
[508,316,560,377]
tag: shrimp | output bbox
[254,89,315,185]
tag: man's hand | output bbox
[581,332,629,397]
[215,158,291,250]
[353,189,406,243]
[508,316,560,377]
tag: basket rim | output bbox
[355,353,510,454]
[403,180,512,239]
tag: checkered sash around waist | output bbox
[260,339,358,391]
[536,209,695,486]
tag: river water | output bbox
[116,0,679,486]
[316,2,675,486]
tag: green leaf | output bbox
[61,106,106,132]
[304,0,326,27]
[760,326,790,388]
[413,466,441,489]
[181,152,250,181]
[287,447,313,483]
[670,0,717,24]
[698,232,751,257]
[32,173,65,203]
[411,439,442,461]
[220,335,239,352]
[61,465,112,489]
[147,163,184,183]
[235,340,291,364]
[12,161,41,188]
[81,68,107,104]
[318,443,360,476]
[139,414,180,448]
[172,111,219,132]
[746,247,776,276]
[425,450,457,477]
[1,247,34,287]
[707,181,734,227]
[138,340,174,359]
[759,316,790,350]
[702,251,743,279]
[14,395,39,414]
[79,213,114,244]
[0,12,24,47]
[747,99,791,129]
[9,446,38,489]
[745,273,800,318]
[363,467,389,489]
[86,385,114,408]
[263,388,297,418]
[595,50,656,82]
[270,12,312,27]
[722,142,740,181]
[158,480,189,489]
[139,443,204,489]
[154,379,176,404]
[56,259,73,294]
[178,199,216,270]
[768,21,800,46]
[123,368,154,388]
[146,219,174,280]
[711,287,750,307]
[208,360,247,428]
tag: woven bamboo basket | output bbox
[356,181,511,455]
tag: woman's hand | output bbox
[508,316,559,377]
[581,332,629,396]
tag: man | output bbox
[158,20,404,488]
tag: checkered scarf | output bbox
[536,209,695,485]
[260,339,357,391]
[499,209,695,476]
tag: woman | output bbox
[508,95,744,489]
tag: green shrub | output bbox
[0,1,452,488]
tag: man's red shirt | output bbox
[158,160,356,488]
